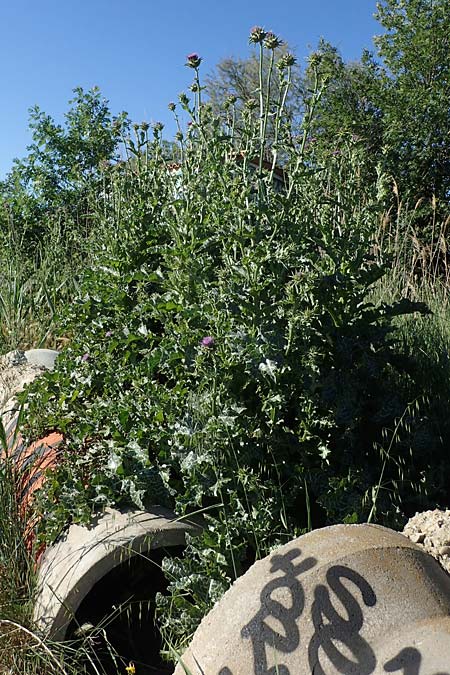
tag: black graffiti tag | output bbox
[384,648,422,675]
[308,564,377,675]
[218,554,450,675]
[384,647,449,675]
[238,547,317,675]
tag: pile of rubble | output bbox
[403,508,450,574]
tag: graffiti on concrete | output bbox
[218,548,450,675]
[239,547,316,675]
[384,647,449,675]
[308,564,376,675]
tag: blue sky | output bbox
[0,0,380,177]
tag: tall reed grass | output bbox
[375,197,450,385]
[0,421,127,674]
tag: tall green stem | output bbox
[259,49,275,176]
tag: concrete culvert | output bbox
[65,544,184,674]
[174,524,450,675]
[34,507,200,673]
[1,348,199,671]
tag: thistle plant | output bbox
[19,30,444,665]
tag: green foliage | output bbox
[307,0,450,222]
[304,41,384,186]
[374,0,450,206]
[18,33,445,659]
[0,86,128,252]
[0,89,131,352]
[0,219,78,352]
[205,0,450,214]
[2,8,449,664]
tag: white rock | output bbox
[403,509,450,574]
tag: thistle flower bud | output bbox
[186,53,202,69]
[309,52,322,69]
[284,53,296,67]
[175,131,184,141]
[168,102,176,111]
[141,122,150,132]
[277,52,297,70]
[264,32,283,50]
[249,26,267,44]
[179,92,190,106]
[153,121,164,134]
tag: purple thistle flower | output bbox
[201,336,215,348]
[105,331,113,338]
[186,53,202,69]
[81,353,90,362]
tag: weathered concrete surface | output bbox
[174,524,450,675]
[1,350,45,431]
[34,506,200,640]
[24,348,59,371]
[372,616,450,673]
[0,348,59,431]
[404,508,450,575]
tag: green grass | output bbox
[0,207,98,354]
[375,201,450,401]
[0,415,52,674]
[0,419,119,674]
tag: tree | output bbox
[0,87,128,249]
[296,2,449,233]
[303,41,384,171]
[374,0,450,206]
[205,36,304,140]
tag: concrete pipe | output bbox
[174,524,450,675]
[33,507,199,640]
[33,506,199,675]
[1,348,199,672]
